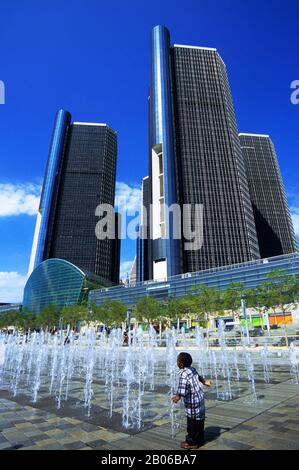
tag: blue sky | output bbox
[0,0,298,302]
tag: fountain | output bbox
[195,325,209,377]
[210,350,220,398]
[242,346,257,403]
[289,342,299,384]
[260,345,272,384]
[0,320,298,436]
[218,320,232,400]
[180,326,188,350]
[83,328,96,417]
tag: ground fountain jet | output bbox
[0,324,298,435]
[122,330,135,429]
[260,345,272,384]
[289,342,299,384]
[218,320,232,400]
[166,328,182,438]
[195,326,208,377]
[83,329,96,417]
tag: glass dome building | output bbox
[23,258,110,314]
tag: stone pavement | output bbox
[0,373,298,450]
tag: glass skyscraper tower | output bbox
[29,109,120,284]
[144,25,260,281]
[240,133,297,258]
[136,176,150,283]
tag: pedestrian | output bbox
[171,352,212,449]
[123,331,129,346]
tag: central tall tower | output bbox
[146,26,260,280]
[148,26,181,280]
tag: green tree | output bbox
[0,310,26,330]
[246,270,299,328]
[0,310,21,330]
[102,300,127,327]
[37,305,60,330]
[263,269,299,315]
[61,304,87,330]
[189,284,223,327]
[133,296,161,325]
[222,282,247,321]
[165,297,183,328]
[178,296,198,328]
[88,302,106,325]
[245,287,266,326]
[19,309,37,331]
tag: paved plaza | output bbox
[0,358,299,451]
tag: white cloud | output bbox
[0,272,27,303]
[115,181,141,213]
[292,214,299,237]
[0,183,41,217]
[287,190,299,240]
[119,260,134,281]
[290,207,299,237]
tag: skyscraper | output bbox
[129,257,137,285]
[239,133,297,258]
[137,176,150,282]
[146,25,260,281]
[148,26,181,280]
[29,109,120,284]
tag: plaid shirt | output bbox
[177,367,205,420]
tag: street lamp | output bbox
[262,306,270,336]
[241,298,250,345]
[126,308,132,330]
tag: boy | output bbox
[172,352,212,449]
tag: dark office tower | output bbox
[137,176,150,282]
[147,26,260,280]
[29,110,120,283]
[111,212,121,284]
[239,133,298,258]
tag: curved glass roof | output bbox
[23,258,86,313]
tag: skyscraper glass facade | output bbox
[171,45,260,272]
[29,110,71,273]
[137,176,150,282]
[240,133,298,258]
[149,26,181,279]
[145,26,260,281]
[28,112,120,284]
[23,258,110,314]
[46,122,118,280]
[90,252,299,307]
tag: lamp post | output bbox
[241,298,250,345]
[126,308,132,331]
[205,313,210,348]
[58,316,63,344]
[262,306,270,336]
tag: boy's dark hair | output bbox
[177,352,193,367]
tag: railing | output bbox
[189,325,299,348]
[204,334,299,348]
[95,251,299,293]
